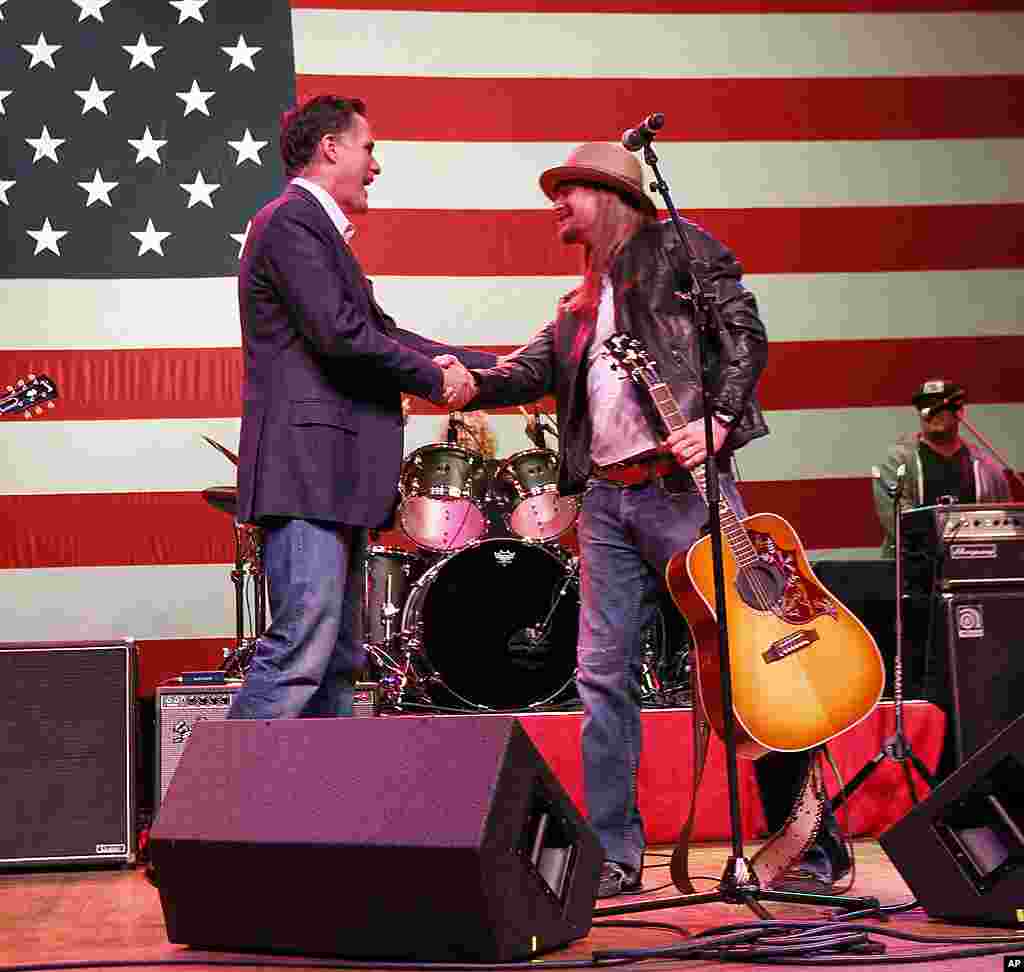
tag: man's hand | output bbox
[664,416,729,470]
[433,354,476,410]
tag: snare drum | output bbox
[497,448,579,542]
[398,443,488,552]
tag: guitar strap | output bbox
[669,671,827,892]
[669,668,712,893]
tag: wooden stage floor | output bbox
[4,841,1024,971]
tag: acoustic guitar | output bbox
[605,334,884,758]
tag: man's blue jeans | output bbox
[576,474,747,872]
[227,518,367,719]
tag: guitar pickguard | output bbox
[749,530,837,625]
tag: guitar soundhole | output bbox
[735,563,785,612]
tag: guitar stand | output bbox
[598,132,879,925]
[831,467,937,814]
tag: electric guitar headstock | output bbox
[1,374,59,419]
[604,333,661,390]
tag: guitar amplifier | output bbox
[155,681,381,812]
[155,683,242,814]
[901,503,1024,593]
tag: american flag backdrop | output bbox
[1,0,1022,691]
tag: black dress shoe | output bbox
[597,861,644,898]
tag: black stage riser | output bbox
[148,715,602,962]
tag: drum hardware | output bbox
[201,484,266,679]
[223,520,267,679]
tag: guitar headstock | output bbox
[1,374,60,419]
[604,333,661,387]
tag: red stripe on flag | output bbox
[7,335,1022,421]
[353,206,1024,276]
[1,479,890,569]
[298,75,1024,142]
[0,493,236,569]
[137,638,233,698]
[292,1,1024,13]
[740,478,885,551]
[762,335,1024,411]
[7,475,1024,570]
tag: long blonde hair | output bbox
[565,186,652,319]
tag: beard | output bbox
[923,423,958,446]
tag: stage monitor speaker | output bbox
[934,588,1024,767]
[149,715,603,961]
[880,713,1024,927]
[0,639,136,868]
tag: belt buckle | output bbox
[658,462,691,496]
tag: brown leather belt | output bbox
[592,455,678,487]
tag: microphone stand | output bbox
[829,467,936,814]
[956,413,1024,491]
[598,131,878,921]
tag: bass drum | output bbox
[402,538,579,710]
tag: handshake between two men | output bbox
[429,353,731,473]
[433,354,478,411]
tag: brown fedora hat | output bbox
[539,142,657,219]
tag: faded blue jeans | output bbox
[576,474,746,871]
[227,518,367,720]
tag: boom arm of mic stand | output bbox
[957,414,1024,490]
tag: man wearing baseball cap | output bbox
[442,142,851,898]
[873,379,1010,557]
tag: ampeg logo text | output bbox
[950,543,997,560]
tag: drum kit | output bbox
[202,419,691,714]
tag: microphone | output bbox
[519,406,548,450]
[622,112,665,151]
[921,394,964,420]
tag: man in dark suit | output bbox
[228,95,495,720]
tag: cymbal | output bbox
[202,485,238,516]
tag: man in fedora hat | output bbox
[872,378,1011,557]
[441,142,850,897]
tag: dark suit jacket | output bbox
[236,183,495,527]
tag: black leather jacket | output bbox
[470,218,770,494]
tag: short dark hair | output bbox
[280,95,367,177]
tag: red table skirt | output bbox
[517,700,945,843]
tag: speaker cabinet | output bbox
[0,640,136,867]
[934,588,1024,766]
[149,716,602,961]
[880,714,1024,927]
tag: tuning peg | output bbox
[47,402,55,409]
[5,386,12,393]
[27,373,36,381]
[23,411,31,419]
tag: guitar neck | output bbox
[647,378,760,569]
